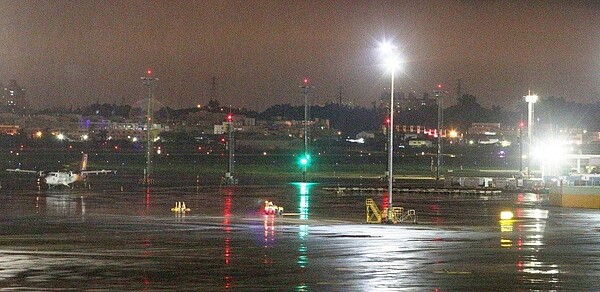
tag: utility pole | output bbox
[141,70,158,184]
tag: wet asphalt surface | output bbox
[0,179,599,291]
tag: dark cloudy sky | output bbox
[0,0,599,111]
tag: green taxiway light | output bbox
[298,154,311,166]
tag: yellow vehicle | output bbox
[264,201,283,215]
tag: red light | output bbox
[146,69,153,76]
[437,84,442,88]
[226,114,233,122]
[303,78,309,85]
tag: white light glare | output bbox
[383,55,401,72]
[525,94,538,103]
[379,41,397,55]
[378,40,402,72]
[534,140,567,162]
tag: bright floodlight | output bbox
[383,55,401,72]
[534,140,566,162]
[56,133,65,140]
[379,41,401,72]
[525,94,538,103]
[379,41,397,55]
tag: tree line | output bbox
[34,95,600,137]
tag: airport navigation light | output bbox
[298,154,310,167]
[297,153,311,182]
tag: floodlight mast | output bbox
[380,41,400,218]
[525,91,538,178]
[141,71,158,184]
[435,85,444,181]
[388,69,395,210]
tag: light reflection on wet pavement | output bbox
[0,183,599,290]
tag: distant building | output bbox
[408,139,432,147]
[468,123,501,135]
[0,80,26,113]
[100,122,169,142]
[0,125,19,135]
[214,123,230,135]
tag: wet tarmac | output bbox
[1,181,599,290]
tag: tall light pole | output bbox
[379,41,400,216]
[299,78,312,182]
[519,117,524,173]
[434,85,444,181]
[141,70,158,184]
[525,91,538,178]
[224,112,237,185]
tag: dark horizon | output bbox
[1,1,599,111]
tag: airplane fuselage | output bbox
[44,172,80,187]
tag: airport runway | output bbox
[0,182,599,290]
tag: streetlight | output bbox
[379,41,400,218]
[525,91,538,178]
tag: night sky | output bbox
[1,1,599,111]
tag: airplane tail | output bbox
[80,153,88,172]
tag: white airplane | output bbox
[6,153,116,188]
